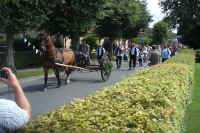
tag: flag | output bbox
[27,42,31,47]
[35,49,39,54]
[40,51,43,56]
[24,38,27,43]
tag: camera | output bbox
[0,69,8,79]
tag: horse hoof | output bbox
[56,84,61,88]
[67,80,70,84]
[43,87,47,92]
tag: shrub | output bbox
[13,38,40,51]
[15,51,43,69]
[19,49,194,133]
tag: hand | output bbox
[0,67,21,89]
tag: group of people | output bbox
[78,39,105,66]
[114,40,178,69]
[78,38,177,69]
[114,40,150,69]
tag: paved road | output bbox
[0,62,147,118]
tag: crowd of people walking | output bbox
[112,39,178,69]
[77,38,178,70]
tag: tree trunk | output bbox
[55,34,64,48]
[5,33,16,72]
[109,38,115,57]
[71,33,80,51]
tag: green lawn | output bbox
[16,68,54,79]
[183,63,200,133]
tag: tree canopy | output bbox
[0,0,49,69]
[95,0,151,40]
[160,0,200,48]
[152,21,169,45]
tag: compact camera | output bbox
[0,69,8,79]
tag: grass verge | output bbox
[183,63,200,133]
[16,68,54,79]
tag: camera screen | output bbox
[0,70,8,79]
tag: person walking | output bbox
[0,67,31,133]
[96,45,105,66]
[149,46,161,66]
[129,42,138,70]
[161,45,171,62]
[115,41,124,69]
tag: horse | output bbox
[40,34,75,91]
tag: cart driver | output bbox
[79,39,90,65]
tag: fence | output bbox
[0,46,7,66]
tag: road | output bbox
[0,62,147,117]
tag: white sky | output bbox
[146,0,165,28]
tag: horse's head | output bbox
[40,34,50,52]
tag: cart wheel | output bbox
[100,55,113,81]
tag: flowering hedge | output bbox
[19,49,195,133]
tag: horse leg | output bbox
[65,69,71,84]
[43,68,48,91]
[55,69,61,88]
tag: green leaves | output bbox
[160,0,200,49]
[20,49,194,133]
[95,0,151,40]
[152,21,169,45]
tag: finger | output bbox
[1,67,11,73]
[1,67,12,78]
[0,77,8,83]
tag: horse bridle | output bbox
[41,36,49,52]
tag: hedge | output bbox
[15,51,43,69]
[19,49,195,133]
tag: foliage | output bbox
[160,0,200,49]
[0,0,49,69]
[39,0,106,50]
[102,60,113,78]
[83,34,99,53]
[133,33,152,45]
[0,0,48,34]
[165,49,195,66]
[152,21,169,45]
[14,51,43,69]
[19,49,194,133]
[95,0,151,40]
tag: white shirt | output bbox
[0,99,29,133]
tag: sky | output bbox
[146,0,165,28]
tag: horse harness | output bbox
[45,48,65,64]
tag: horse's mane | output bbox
[47,36,56,49]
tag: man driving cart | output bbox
[79,39,90,66]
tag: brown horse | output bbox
[40,35,75,90]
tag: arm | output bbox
[0,67,31,121]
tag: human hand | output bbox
[0,67,21,89]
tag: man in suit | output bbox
[129,42,138,70]
[115,40,124,69]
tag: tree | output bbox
[122,0,152,39]
[152,21,169,45]
[39,0,106,50]
[160,0,200,48]
[0,0,50,70]
[95,0,151,56]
